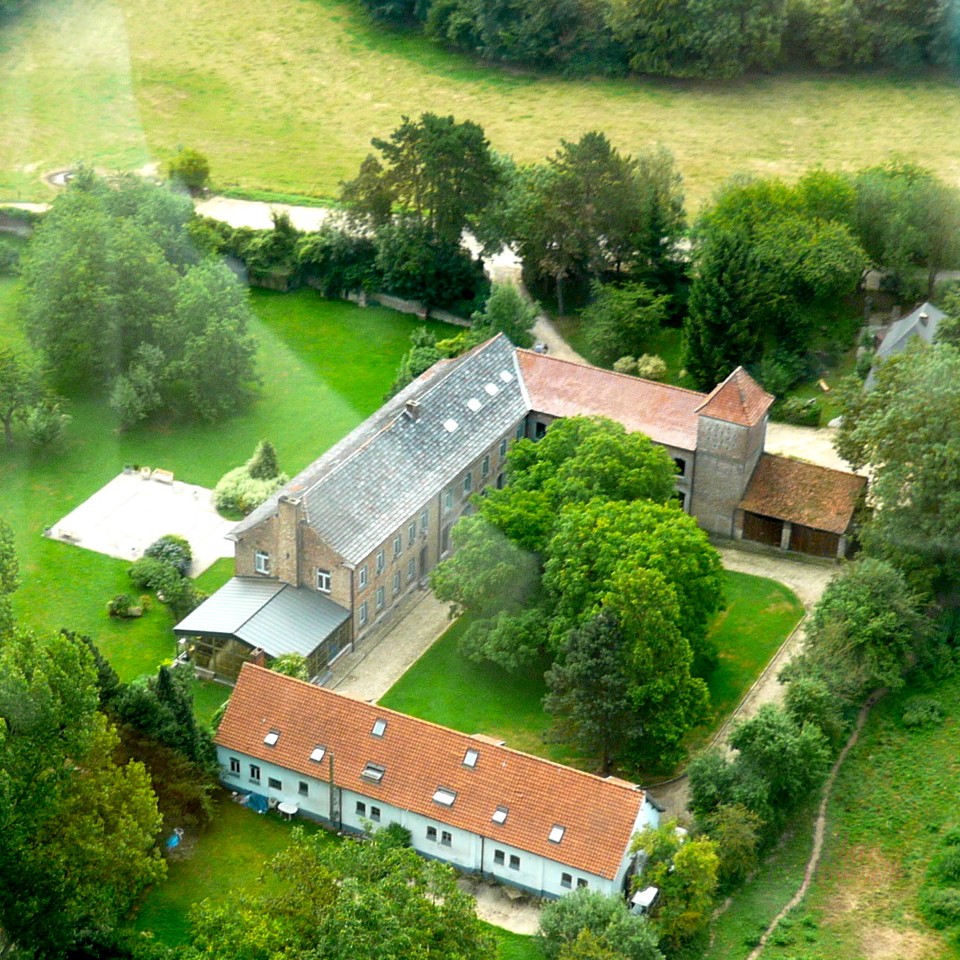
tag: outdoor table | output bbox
[277,801,298,820]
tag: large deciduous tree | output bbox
[580,280,670,365]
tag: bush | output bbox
[214,465,288,516]
[901,695,945,729]
[920,887,960,929]
[25,398,70,447]
[247,439,281,480]
[758,349,809,397]
[107,594,138,618]
[166,148,211,193]
[379,822,413,849]
[0,238,21,275]
[856,349,875,380]
[145,534,193,576]
[613,356,638,374]
[773,396,821,426]
[635,354,668,381]
[933,848,960,885]
[129,556,178,592]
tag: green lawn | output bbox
[0,279,453,680]
[381,570,802,773]
[4,0,960,206]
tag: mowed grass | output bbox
[381,570,802,772]
[4,0,960,206]
[0,279,453,680]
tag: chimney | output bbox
[919,311,929,327]
[249,648,266,667]
[277,495,301,586]
[405,399,421,421]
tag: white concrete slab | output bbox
[48,472,235,576]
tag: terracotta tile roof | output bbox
[738,454,867,534]
[217,664,647,880]
[517,352,707,451]
[695,367,774,427]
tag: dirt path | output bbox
[743,690,885,960]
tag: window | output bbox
[492,806,508,825]
[534,421,547,440]
[676,490,687,510]
[463,472,472,495]
[496,473,505,490]
[427,826,438,842]
[549,825,566,844]
[229,757,240,775]
[316,568,331,593]
[494,850,505,866]
[499,438,508,458]
[376,549,385,574]
[249,764,261,783]
[263,730,279,746]
[268,777,282,791]
[358,564,368,589]
[577,879,588,889]
[393,534,402,558]
[443,489,453,512]
[298,781,308,796]
[420,510,429,532]
[376,585,385,611]
[372,718,387,737]
[310,745,326,763]
[509,855,520,870]
[674,457,687,477]
[356,801,366,815]
[254,550,270,574]
[441,830,452,847]
[359,601,368,627]
[370,805,381,822]
[561,873,572,889]
[408,521,417,546]
[433,787,457,806]
[482,455,490,477]
[407,558,416,583]
[393,570,401,596]
[360,762,385,783]
[515,423,525,439]
[463,748,479,768]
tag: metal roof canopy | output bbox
[174,577,350,658]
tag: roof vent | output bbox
[443,418,459,433]
[549,824,565,843]
[361,762,385,783]
[309,746,326,762]
[467,398,482,413]
[263,730,280,746]
[405,399,421,421]
[433,787,457,806]
[492,806,508,824]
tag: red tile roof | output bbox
[738,454,867,534]
[695,367,774,427]
[518,352,707,451]
[217,664,647,880]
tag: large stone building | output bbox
[175,334,864,682]
[216,663,660,899]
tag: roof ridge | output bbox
[760,452,864,480]
[236,664,643,795]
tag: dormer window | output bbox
[463,748,479,768]
[361,763,385,783]
[433,787,457,807]
[492,806,508,825]
[263,730,280,747]
[549,825,566,843]
[372,718,387,737]
[309,746,326,762]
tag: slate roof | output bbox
[174,577,350,657]
[738,454,866,534]
[695,367,774,427]
[232,335,529,564]
[865,301,946,389]
[218,664,647,880]
[518,351,707,451]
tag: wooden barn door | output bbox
[742,512,784,548]
[789,524,839,558]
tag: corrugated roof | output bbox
[518,351,707,451]
[232,335,528,564]
[865,301,946,389]
[217,664,647,880]
[695,367,774,427]
[175,577,350,657]
[738,454,866,534]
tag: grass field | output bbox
[381,570,802,772]
[4,0,960,207]
[0,280,453,680]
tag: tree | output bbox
[0,517,18,637]
[544,610,645,772]
[580,281,670,365]
[247,439,281,480]
[166,148,211,194]
[271,653,309,681]
[0,347,42,447]
[0,629,165,957]
[538,887,663,960]
[703,803,764,888]
[470,283,538,348]
[835,346,960,576]
[185,827,496,960]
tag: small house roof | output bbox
[738,454,866,534]
[865,301,946,389]
[217,664,648,880]
[695,367,774,427]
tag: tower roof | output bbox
[695,367,774,426]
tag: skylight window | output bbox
[263,731,280,746]
[372,718,387,737]
[463,748,479,768]
[492,806,509,825]
[549,825,566,843]
[443,418,459,433]
[310,746,326,762]
[433,787,457,807]
[361,763,385,783]
[499,370,514,383]
[484,383,499,396]
[467,398,482,412]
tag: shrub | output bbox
[166,148,211,193]
[107,594,136,618]
[773,396,821,426]
[901,695,945,729]
[247,439,281,480]
[379,822,413,849]
[856,349,875,380]
[635,354,668,381]
[129,556,177,592]
[758,349,809,397]
[0,238,21,275]
[214,465,288,516]
[145,534,193,576]
[613,356,638,374]
[25,398,70,447]
[933,848,960,884]
[920,887,960,929]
